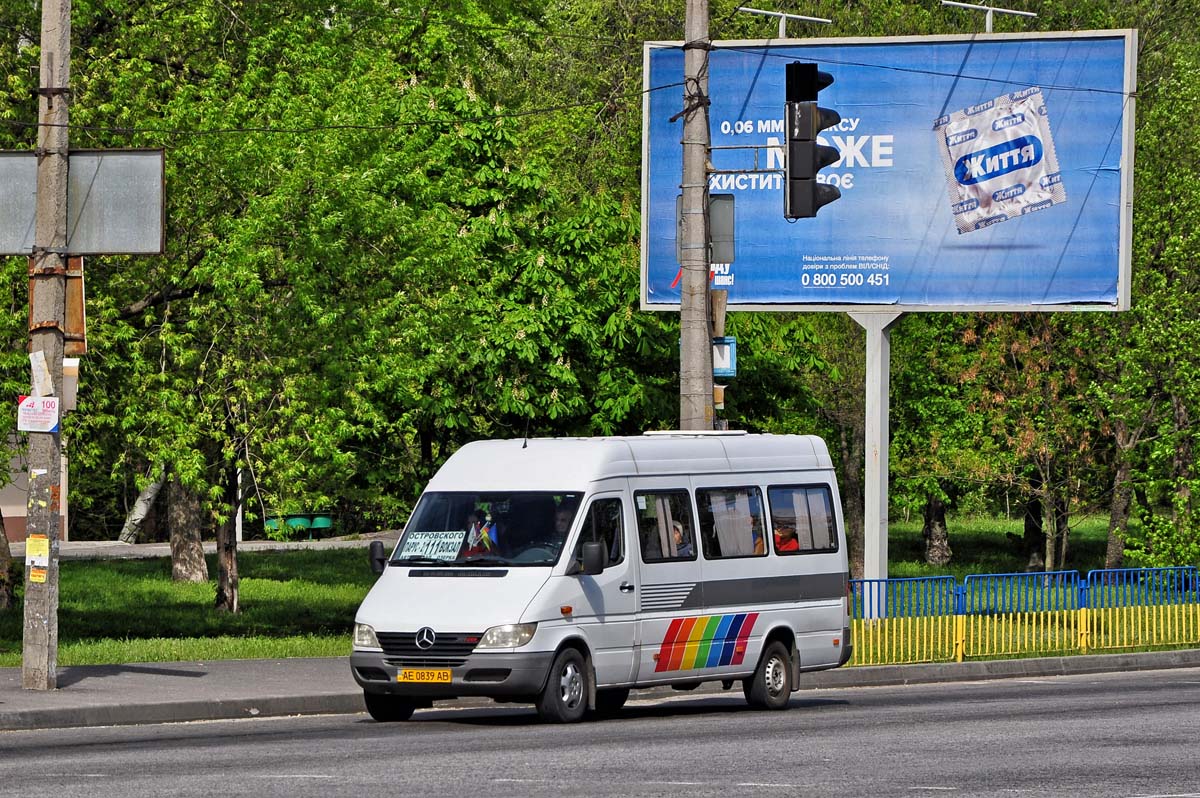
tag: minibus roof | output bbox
[425,433,832,492]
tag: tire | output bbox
[590,687,630,719]
[744,640,792,710]
[364,691,417,722]
[536,648,589,723]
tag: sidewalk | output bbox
[5,532,397,561]
[4,538,1200,730]
[4,649,1200,732]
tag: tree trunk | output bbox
[839,425,865,579]
[1022,492,1045,572]
[1105,436,1133,569]
[922,495,952,566]
[214,465,239,613]
[420,422,434,466]
[0,511,14,610]
[1054,491,1070,568]
[1043,488,1058,572]
[1171,395,1193,523]
[169,477,208,583]
[118,464,168,544]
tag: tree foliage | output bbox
[0,0,1196,586]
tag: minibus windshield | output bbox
[391,491,582,567]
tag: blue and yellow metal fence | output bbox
[848,566,1200,666]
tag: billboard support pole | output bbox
[850,311,901,586]
[679,0,713,430]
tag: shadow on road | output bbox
[58,664,207,688]
[378,694,850,727]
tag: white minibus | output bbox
[351,432,852,722]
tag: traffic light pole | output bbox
[679,0,714,430]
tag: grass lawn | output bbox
[886,514,1110,582]
[0,548,377,667]
[0,517,1117,666]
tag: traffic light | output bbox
[784,62,841,219]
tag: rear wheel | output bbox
[744,640,792,710]
[536,648,588,723]
[364,692,417,722]
[590,687,630,719]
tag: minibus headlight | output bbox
[477,623,537,649]
[354,622,381,649]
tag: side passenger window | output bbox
[635,490,697,563]
[571,498,624,567]
[768,485,839,554]
[697,487,767,559]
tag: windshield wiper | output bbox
[391,556,454,566]
[458,555,509,566]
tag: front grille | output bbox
[376,631,480,658]
[385,657,468,668]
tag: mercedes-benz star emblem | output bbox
[415,627,437,650]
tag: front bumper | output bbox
[351,649,556,698]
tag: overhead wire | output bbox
[0,9,1136,141]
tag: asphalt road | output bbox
[4,667,1200,798]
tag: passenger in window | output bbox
[639,519,662,560]
[752,527,766,555]
[672,521,694,558]
[554,506,574,538]
[774,522,800,553]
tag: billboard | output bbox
[641,32,1137,311]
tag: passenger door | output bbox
[566,493,638,686]
[631,486,705,683]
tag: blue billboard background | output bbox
[642,33,1134,310]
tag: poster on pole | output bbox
[17,395,60,433]
[641,31,1137,312]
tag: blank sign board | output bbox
[0,149,164,255]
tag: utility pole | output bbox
[23,0,70,690]
[679,0,714,430]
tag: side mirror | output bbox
[369,540,387,575]
[581,541,605,576]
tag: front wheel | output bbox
[364,692,417,722]
[744,640,792,710]
[536,648,588,723]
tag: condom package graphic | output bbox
[934,87,1067,234]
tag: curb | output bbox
[0,694,368,732]
[4,648,1199,732]
[799,648,1200,689]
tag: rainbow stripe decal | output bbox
[654,612,759,672]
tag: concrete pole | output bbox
[23,0,71,690]
[849,312,902,584]
[679,0,713,430]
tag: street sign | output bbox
[0,149,165,255]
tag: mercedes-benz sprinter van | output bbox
[351,432,852,723]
